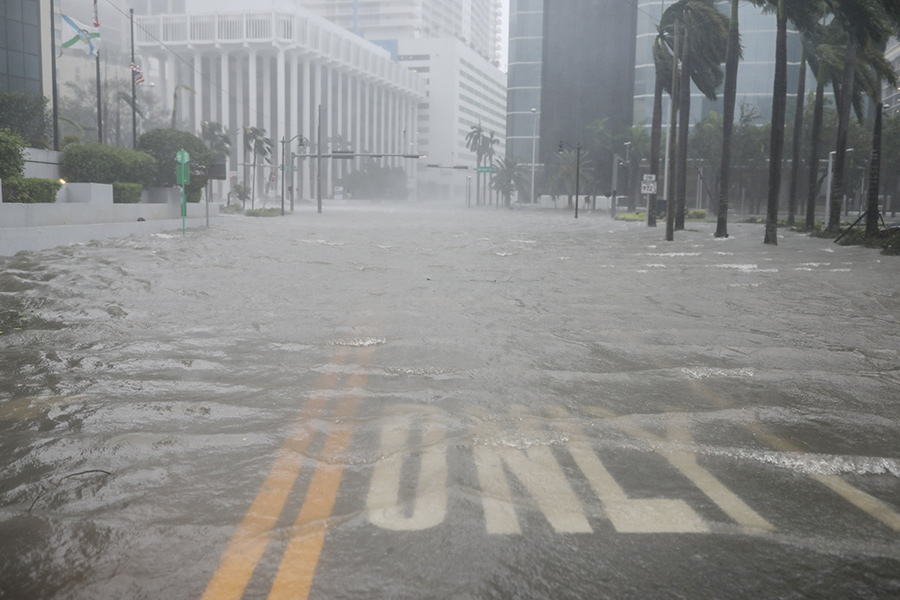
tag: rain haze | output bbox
[1,1,899,599]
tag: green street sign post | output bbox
[477,166,493,173]
[175,149,190,235]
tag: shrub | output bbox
[62,143,156,187]
[687,209,707,220]
[113,182,143,204]
[245,208,282,217]
[137,129,210,203]
[0,128,26,180]
[0,92,50,147]
[1,177,61,203]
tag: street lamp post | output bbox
[558,141,582,219]
[280,134,306,215]
[530,108,538,204]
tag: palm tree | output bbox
[667,0,727,230]
[654,0,727,235]
[822,0,900,232]
[243,125,273,209]
[465,122,484,204]
[482,131,499,205]
[492,156,528,206]
[716,0,741,238]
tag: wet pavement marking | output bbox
[201,346,354,600]
[268,357,372,600]
[366,405,449,531]
[582,406,774,532]
[686,379,900,532]
[546,406,709,533]
[470,405,592,534]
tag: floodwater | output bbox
[1,204,898,599]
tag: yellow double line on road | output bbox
[202,344,374,600]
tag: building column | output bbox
[197,54,206,131]
[313,60,323,200]
[324,64,332,196]
[289,51,300,203]
[302,57,312,199]
[276,48,286,197]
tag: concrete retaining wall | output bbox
[1,182,222,256]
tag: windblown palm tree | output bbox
[491,156,529,207]
[465,122,485,204]
[653,0,727,234]
[243,125,273,209]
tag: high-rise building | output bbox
[1,0,51,97]
[398,38,506,200]
[504,0,638,195]
[504,0,543,165]
[300,0,504,65]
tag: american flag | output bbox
[130,62,144,85]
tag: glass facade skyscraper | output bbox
[505,0,544,163]
[1,0,45,95]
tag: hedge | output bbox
[62,143,156,187]
[137,129,210,203]
[0,128,26,180]
[1,177,61,203]
[112,182,143,204]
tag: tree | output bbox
[823,0,900,232]
[491,156,529,206]
[0,92,50,148]
[482,131,499,205]
[465,122,484,205]
[716,0,741,238]
[201,121,231,162]
[137,128,211,203]
[243,126,273,209]
[689,111,723,212]
[654,0,727,236]
[0,128,26,180]
[743,0,820,243]
[763,0,788,245]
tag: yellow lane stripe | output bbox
[201,346,351,600]
[687,379,900,532]
[267,358,372,600]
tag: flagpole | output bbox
[94,0,102,144]
[131,9,137,149]
[49,0,60,150]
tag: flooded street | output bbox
[1,204,899,599]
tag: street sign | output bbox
[177,163,190,186]
[643,174,656,182]
[641,181,657,195]
[477,166,493,173]
[176,149,190,164]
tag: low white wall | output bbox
[0,182,222,256]
[23,148,63,179]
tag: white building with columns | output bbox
[134,0,425,202]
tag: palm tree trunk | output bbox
[666,20,680,242]
[805,68,826,229]
[716,0,740,238]
[787,47,807,227]
[828,38,857,232]
[866,94,883,237]
[648,67,664,228]
[764,0,787,245]
[675,31,691,231]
